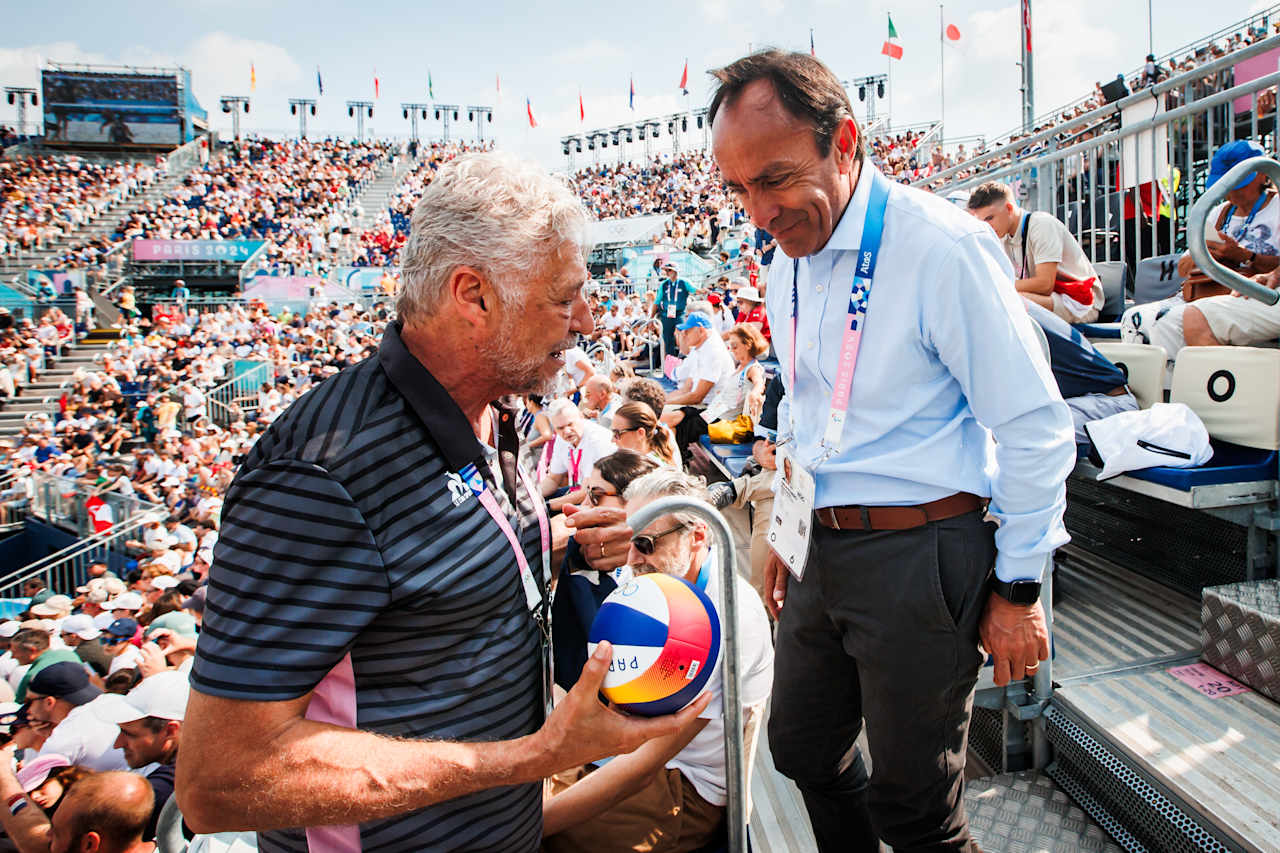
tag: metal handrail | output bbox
[935,69,1280,193]
[980,6,1280,156]
[0,511,163,599]
[626,496,745,853]
[920,32,1280,189]
[1188,156,1280,305]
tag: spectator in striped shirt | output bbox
[178,151,707,852]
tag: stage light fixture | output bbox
[348,106,354,117]
[310,105,316,115]
[696,115,703,129]
[222,103,230,113]
[575,140,582,152]
[403,109,409,119]
[5,93,12,105]
[563,144,569,155]
[877,81,885,98]
[452,110,458,120]
[31,94,37,106]
[859,86,866,102]
[367,107,373,118]
[421,110,427,119]
[435,109,441,119]
[244,102,250,113]
[291,104,297,115]
[469,111,474,121]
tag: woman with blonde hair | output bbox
[608,401,681,470]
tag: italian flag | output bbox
[881,16,903,60]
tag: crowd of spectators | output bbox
[1,156,160,262]
[351,141,489,269]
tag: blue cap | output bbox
[1207,140,1267,191]
[105,617,139,638]
[677,312,712,331]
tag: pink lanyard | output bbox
[568,448,583,487]
[467,462,551,611]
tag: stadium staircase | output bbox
[0,336,118,439]
[0,166,190,294]
[334,153,413,268]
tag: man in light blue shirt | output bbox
[710,50,1074,852]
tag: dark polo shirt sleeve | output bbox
[192,458,388,699]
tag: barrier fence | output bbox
[926,35,1280,271]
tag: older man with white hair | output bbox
[541,399,616,509]
[179,151,707,852]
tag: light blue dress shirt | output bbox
[767,166,1075,583]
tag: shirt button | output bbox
[807,342,815,350]
[816,285,824,293]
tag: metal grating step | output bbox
[1053,547,1202,681]
[965,770,1126,852]
[1051,662,1280,852]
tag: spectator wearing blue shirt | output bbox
[755,226,777,267]
[33,436,59,465]
[711,51,1073,852]
[170,280,190,307]
[35,279,57,305]
[652,263,696,358]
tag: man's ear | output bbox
[834,118,859,173]
[447,265,499,328]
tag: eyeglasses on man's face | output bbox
[630,523,688,556]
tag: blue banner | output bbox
[133,239,266,262]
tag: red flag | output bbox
[579,91,584,121]
[374,69,380,98]
[679,60,688,92]
[527,97,538,128]
[1022,0,1032,53]
[85,496,113,533]
[945,24,961,41]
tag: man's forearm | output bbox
[178,717,553,834]
[0,760,52,853]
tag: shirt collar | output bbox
[377,320,485,472]
[814,163,881,256]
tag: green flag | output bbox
[429,71,434,99]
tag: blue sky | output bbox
[1,0,1272,167]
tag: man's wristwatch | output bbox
[990,577,1042,606]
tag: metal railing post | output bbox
[625,496,746,852]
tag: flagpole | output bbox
[939,4,945,144]
[887,12,893,125]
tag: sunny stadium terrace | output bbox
[0,1,1279,851]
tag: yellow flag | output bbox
[250,63,257,91]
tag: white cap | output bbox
[149,575,179,591]
[92,612,116,631]
[59,614,100,641]
[94,671,190,724]
[104,591,144,612]
[0,621,19,639]
[30,594,73,618]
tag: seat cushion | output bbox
[1076,322,1122,339]
[698,435,753,456]
[1126,440,1278,490]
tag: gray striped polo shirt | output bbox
[191,321,547,852]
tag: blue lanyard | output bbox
[1224,193,1269,240]
[789,171,891,456]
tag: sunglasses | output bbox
[585,486,618,507]
[102,636,131,646]
[630,523,688,556]
[611,426,640,439]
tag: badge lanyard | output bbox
[1224,193,1268,241]
[789,172,890,464]
[465,462,551,613]
[465,459,554,719]
[567,448,583,489]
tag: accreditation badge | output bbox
[768,445,816,580]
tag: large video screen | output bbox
[42,70,181,145]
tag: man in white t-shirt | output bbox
[660,312,736,458]
[968,181,1104,324]
[541,400,616,504]
[27,661,129,772]
[542,470,772,851]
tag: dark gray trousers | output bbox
[767,510,995,852]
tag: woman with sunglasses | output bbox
[609,402,682,471]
